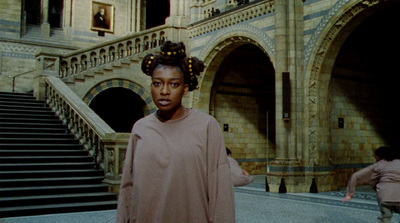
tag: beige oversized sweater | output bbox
[346,159,400,205]
[117,109,235,223]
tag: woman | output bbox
[117,41,235,223]
[343,146,400,223]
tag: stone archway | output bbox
[305,0,398,186]
[195,37,275,175]
[195,35,273,112]
[83,79,156,132]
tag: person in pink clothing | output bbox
[116,41,235,223]
[343,146,400,223]
[226,147,254,187]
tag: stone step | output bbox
[0,192,116,208]
[0,162,96,171]
[0,104,53,111]
[0,137,79,144]
[0,92,35,98]
[0,184,110,197]
[0,149,87,156]
[0,200,117,218]
[0,156,93,164]
[20,25,72,47]
[0,169,103,179]
[0,143,82,150]
[0,99,46,106]
[0,176,105,187]
[0,132,75,138]
[0,108,55,115]
[0,117,63,124]
[0,112,60,119]
[0,122,66,128]
[0,91,116,218]
[0,127,67,133]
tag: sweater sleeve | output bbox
[116,129,138,223]
[207,118,236,223]
[346,164,376,196]
[228,157,254,187]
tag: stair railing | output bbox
[9,69,36,92]
[43,76,116,169]
[9,60,57,92]
[59,25,173,78]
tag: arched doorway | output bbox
[330,3,400,172]
[89,87,146,132]
[306,0,400,189]
[211,43,275,175]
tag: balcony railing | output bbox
[189,0,274,38]
[58,25,174,78]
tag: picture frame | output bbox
[91,1,114,33]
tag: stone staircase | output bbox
[20,25,73,47]
[0,92,117,218]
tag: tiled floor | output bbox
[1,175,399,223]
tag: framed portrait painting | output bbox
[91,1,114,33]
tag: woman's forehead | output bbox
[153,65,184,77]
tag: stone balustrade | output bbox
[189,0,274,38]
[59,25,170,78]
[44,76,117,167]
[34,76,127,189]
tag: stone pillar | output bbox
[63,0,72,39]
[267,0,308,193]
[274,0,289,161]
[33,75,47,101]
[128,0,140,33]
[286,0,300,161]
[166,0,188,25]
[138,0,144,31]
[41,0,50,38]
[165,0,189,43]
[189,0,202,24]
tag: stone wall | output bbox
[0,0,21,39]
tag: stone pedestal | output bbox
[41,23,50,38]
[267,161,337,193]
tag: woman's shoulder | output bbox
[132,112,157,128]
[189,109,218,123]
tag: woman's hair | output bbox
[141,41,205,91]
[375,146,398,161]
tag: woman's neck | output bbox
[157,106,188,121]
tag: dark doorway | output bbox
[49,0,63,28]
[25,0,41,25]
[89,87,146,132]
[146,0,170,29]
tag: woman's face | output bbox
[151,65,188,115]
